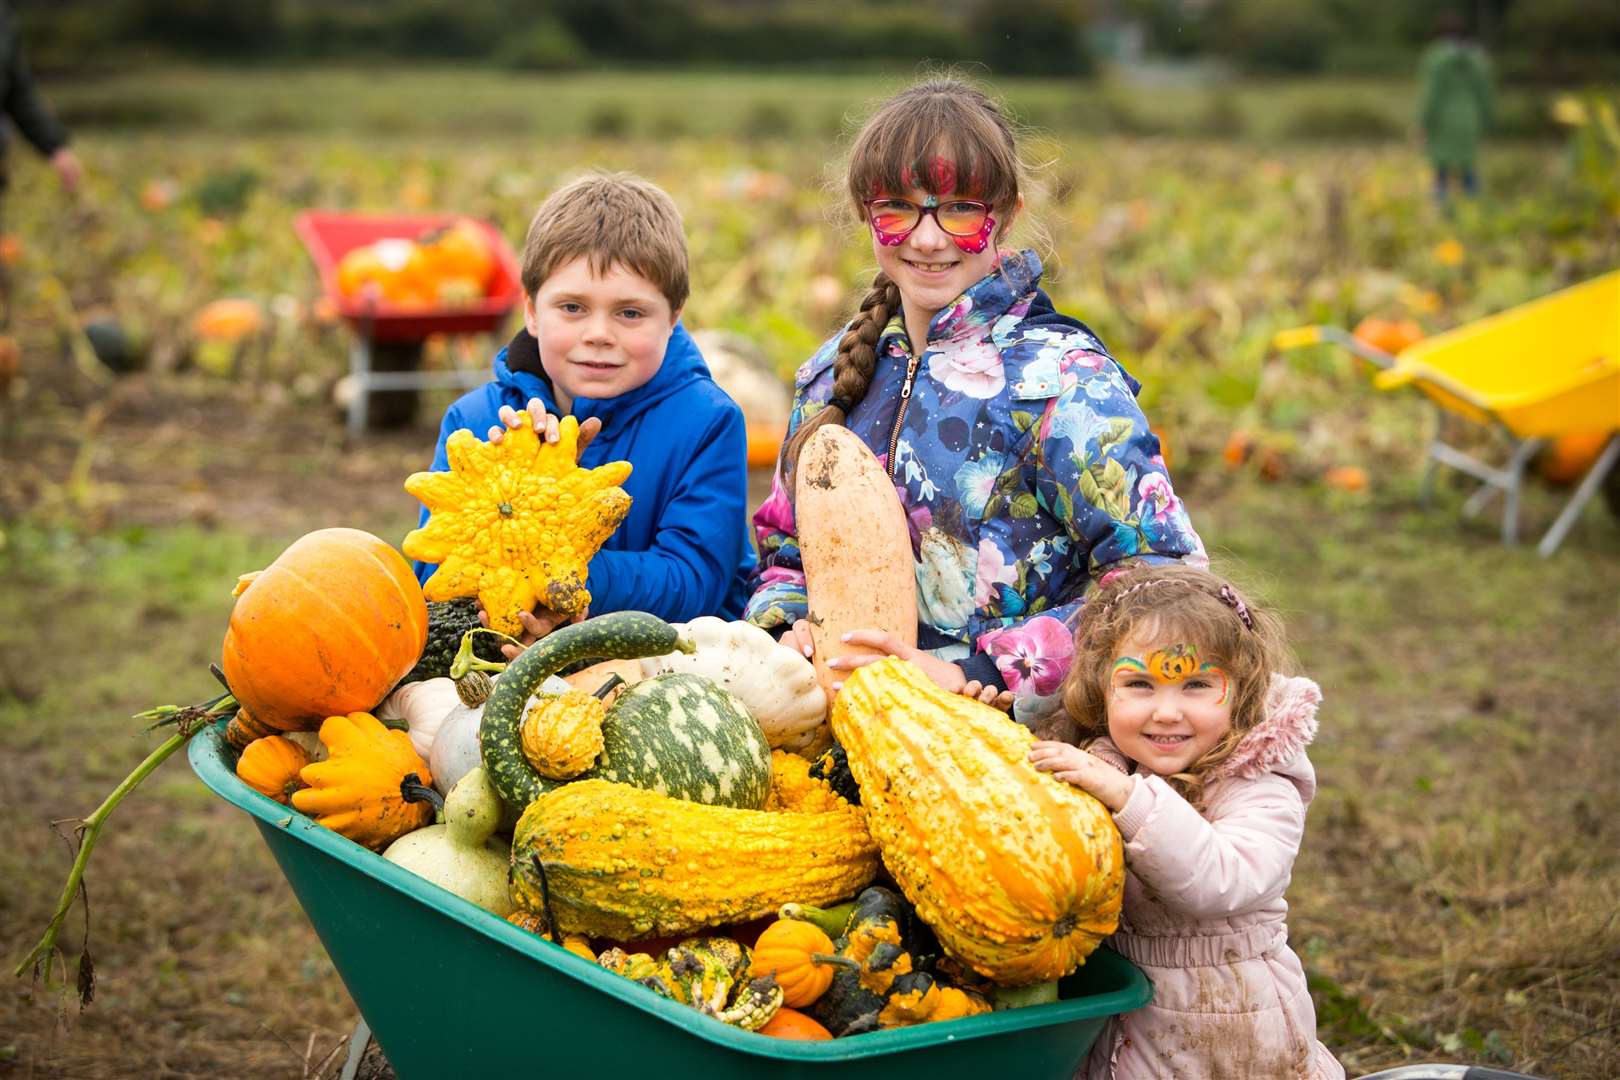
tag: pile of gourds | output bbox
[334,218,498,310]
[217,418,1126,1040]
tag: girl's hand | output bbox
[826,629,967,694]
[781,619,815,659]
[1028,741,1133,812]
[961,680,1016,712]
[487,398,602,456]
[478,602,589,660]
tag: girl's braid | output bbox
[781,269,900,495]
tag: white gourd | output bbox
[378,678,464,760]
[382,767,513,916]
[429,675,572,797]
[639,617,828,753]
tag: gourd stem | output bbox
[530,853,562,945]
[590,673,625,701]
[449,628,521,680]
[399,773,445,814]
[778,900,856,938]
[811,953,862,971]
[15,691,239,995]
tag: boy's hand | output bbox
[961,680,1016,712]
[487,398,602,459]
[1028,741,1133,812]
[477,602,590,659]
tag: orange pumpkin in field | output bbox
[1352,316,1424,357]
[419,218,496,290]
[223,528,428,748]
[1539,431,1613,486]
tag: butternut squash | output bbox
[794,425,917,700]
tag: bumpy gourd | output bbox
[402,413,632,634]
[832,659,1124,987]
[235,735,309,805]
[520,689,607,780]
[510,778,878,941]
[291,712,435,850]
[382,767,512,916]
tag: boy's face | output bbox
[524,257,680,413]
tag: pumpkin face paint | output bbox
[1106,634,1234,779]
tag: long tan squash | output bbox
[794,425,917,700]
[511,778,879,941]
[832,659,1124,986]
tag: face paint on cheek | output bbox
[1199,662,1230,705]
[875,228,906,247]
[952,214,994,254]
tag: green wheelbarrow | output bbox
[189,721,1151,1079]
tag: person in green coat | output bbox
[1417,12,1492,202]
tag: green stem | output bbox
[14,730,186,988]
[777,899,856,938]
[14,692,237,999]
[449,627,521,680]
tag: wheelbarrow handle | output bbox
[1273,325,1398,370]
[1372,366,1419,391]
[1271,325,1324,350]
[1351,1065,1547,1080]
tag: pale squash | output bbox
[794,425,917,701]
[831,659,1124,987]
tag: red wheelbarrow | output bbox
[295,211,524,436]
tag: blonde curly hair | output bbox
[1061,564,1290,809]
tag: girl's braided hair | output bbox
[1062,563,1291,810]
[780,76,1026,494]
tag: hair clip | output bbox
[1218,585,1254,630]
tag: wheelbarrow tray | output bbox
[294,210,524,342]
[190,721,1150,1080]
[1374,269,1620,439]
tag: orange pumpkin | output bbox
[235,735,310,804]
[191,298,265,342]
[748,918,856,1008]
[420,219,496,289]
[1352,316,1424,357]
[756,1007,833,1040]
[1539,431,1613,486]
[223,529,428,748]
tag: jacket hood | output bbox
[1214,674,1322,781]
[492,322,713,428]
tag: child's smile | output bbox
[1106,631,1234,778]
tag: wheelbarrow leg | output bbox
[1537,434,1620,557]
[339,1017,370,1080]
[1499,437,1542,545]
[347,336,372,441]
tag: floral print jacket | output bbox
[744,250,1203,725]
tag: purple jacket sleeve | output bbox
[1111,771,1306,921]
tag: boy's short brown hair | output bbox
[520,172,689,313]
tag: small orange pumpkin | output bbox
[191,298,265,342]
[756,1007,833,1040]
[748,918,858,1008]
[222,529,428,749]
[1539,431,1613,486]
[235,735,310,804]
[1352,316,1424,357]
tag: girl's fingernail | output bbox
[803,645,813,656]
[840,633,852,642]
[831,681,843,691]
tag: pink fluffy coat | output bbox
[1080,675,1345,1079]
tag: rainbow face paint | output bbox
[1112,645,1230,704]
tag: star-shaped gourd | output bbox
[402,414,631,636]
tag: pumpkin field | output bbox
[1,67,1618,1078]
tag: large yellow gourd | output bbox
[831,659,1124,986]
[510,778,878,941]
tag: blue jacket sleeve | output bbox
[584,403,750,622]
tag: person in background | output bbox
[1418,11,1492,205]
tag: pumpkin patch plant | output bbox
[403,413,633,636]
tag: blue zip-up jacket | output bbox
[413,323,755,621]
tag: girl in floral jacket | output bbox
[1030,565,1343,1079]
[744,76,1202,726]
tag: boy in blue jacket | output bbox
[412,173,755,647]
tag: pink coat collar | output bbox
[1213,674,1322,780]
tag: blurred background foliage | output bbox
[17,0,1620,82]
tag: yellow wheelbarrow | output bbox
[1275,270,1620,556]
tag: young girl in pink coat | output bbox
[1029,564,1343,1079]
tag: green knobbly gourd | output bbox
[582,674,771,810]
[480,611,691,813]
[401,599,506,684]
